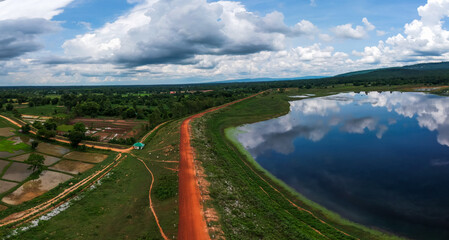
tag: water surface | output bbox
[237,92,449,239]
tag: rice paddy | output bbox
[50,160,94,174]
[2,171,73,205]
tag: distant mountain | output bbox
[215,76,325,83]
[336,61,449,78]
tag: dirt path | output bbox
[178,93,263,240]
[134,155,169,240]
[0,115,166,153]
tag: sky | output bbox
[2,0,449,85]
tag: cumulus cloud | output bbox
[0,19,60,60]
[61,0,319,67]
[0,0,74,20]
[355,0,449,64]
[332,18,376,39]
[0,0,73,61]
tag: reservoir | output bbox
[236,92,449,239]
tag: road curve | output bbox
[178,92,263,240]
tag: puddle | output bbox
[2,162,33,182]
[0,150,25,158]
[0,127,15,137]
[63,152,108,163]
[36,143,70,157]
[2,171,73,205]
[8,136,31,145]
[50,160,94,174]
[10,153,61,166]
[0,180,18,194]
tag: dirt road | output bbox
[0,115,166,153]
[178,93,263,240]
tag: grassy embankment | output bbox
[191,86,405,239]
[5,120,181,240]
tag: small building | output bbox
[133,142,145,150]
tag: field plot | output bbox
[70,118,147,142]
[10,153,60,166]
[0,128,15,137]
[2,162,33,182]
[0,160,9,173]
[0,180,17,194]
[50,160,94,174]
[63,152,108,163]
[2,171,73,205]
[36,143,70,157]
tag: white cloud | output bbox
[0,0,74,21]
[355,0,449,65]
[332,18,376,39]
[0,0,73,61]
[61,0,319,68]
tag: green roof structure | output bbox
[133,142,145,149]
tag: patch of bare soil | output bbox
[36,142,70,157]
[2,162,33,182]
[2,171,73,205]
[0,127,15,137]
[50,160,94,174]
[0,180,17,194]
[63,152,108,163]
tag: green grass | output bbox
[191,88,402,240]
[56,124,73,132]
[0,140,30,153]
[4,121,181,240]
[17,105,66,116]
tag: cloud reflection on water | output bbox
[237,91,449,157]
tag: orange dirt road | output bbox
[178,92,263,240]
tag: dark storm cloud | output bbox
[0,18,59,60]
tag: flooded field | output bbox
[10,153,61,166]
[63,152,108,163]
[2,162,33,182]
[0,180,17,194]
[36,143,70,157]
[0,127,15,137]
[0,150,25,158]
[50,160,94,174]
[2,171,73,205]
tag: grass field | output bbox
[56,124,74,132]
[191,88,403,239]
[17,105,66,116]
[0,140,29,153]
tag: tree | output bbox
[25,153,45,172]
[21,124,31,134]
[5,103,13,111]
[31,141,39,150]
[68,130,84,147]
[37,128,56,139]
[73,122,86,133]
[51,98,59,105]
[69,122,86,148]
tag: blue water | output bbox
[236,92,449,239]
